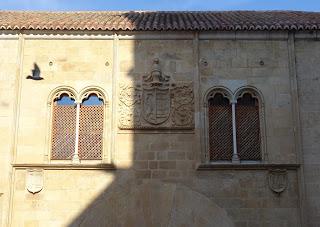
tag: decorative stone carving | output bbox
[118,59,194,130]
[26,169,43,194]
[268,169,288,194]
[119,84,142,128]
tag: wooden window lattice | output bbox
[51,105,76,160]
[208,94,233,161]
[51,93,104,161]
[78,105,104,160]
[236,93,261,160]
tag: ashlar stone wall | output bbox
[199,39,295,164]
[0,37,19,227]
[16,39,114,163]
[296,39,320,227]
[0,31,312,227]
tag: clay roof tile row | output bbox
[1,11,320,31]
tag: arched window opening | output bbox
[208,93,233,161]
[56,94,75,105]
[79,94,104,160]
[236,92,261,161]
[82,94,103,106]
[51,94,76,160]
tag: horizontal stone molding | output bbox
[197,163,300,171]
[199,31,289,40]
[12,163,116,170]
[4,30,320,40]
[117,129,195,134]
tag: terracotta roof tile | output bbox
[1,10,320,31]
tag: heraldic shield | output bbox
[142,87,171,125]
[268,169,288,194]
[26,169,44,194]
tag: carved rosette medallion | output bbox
[268,169,288,194]
[118,59,194,130]
[26,169,44,194]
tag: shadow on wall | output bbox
[66,13,233,227]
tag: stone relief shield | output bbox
[118,59,194,130]
[142,87,170,125]
[268,169,288,194]
[26,169,44,194]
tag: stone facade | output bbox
[296,39,320,226]
[0,30,318,227]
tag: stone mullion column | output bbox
[72,101,81,163]
[231,101,240,163]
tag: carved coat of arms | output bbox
[142,87,171,125]
[118,58,194,129]
[26,169,43,194]
[268,169,288,194]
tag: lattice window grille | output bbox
[207,89,262,162]
[51,93,104,161]
[236,93,261,161]
[208,93,233,161]
[78,105,104,160]
[51,97,76,160]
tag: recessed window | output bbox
[206,88,262,163]
[51,91,105,161]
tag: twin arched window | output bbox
[51,91,105,161]
[207,88,262,162]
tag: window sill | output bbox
[12,163,116,170]
[196,163,300,170]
